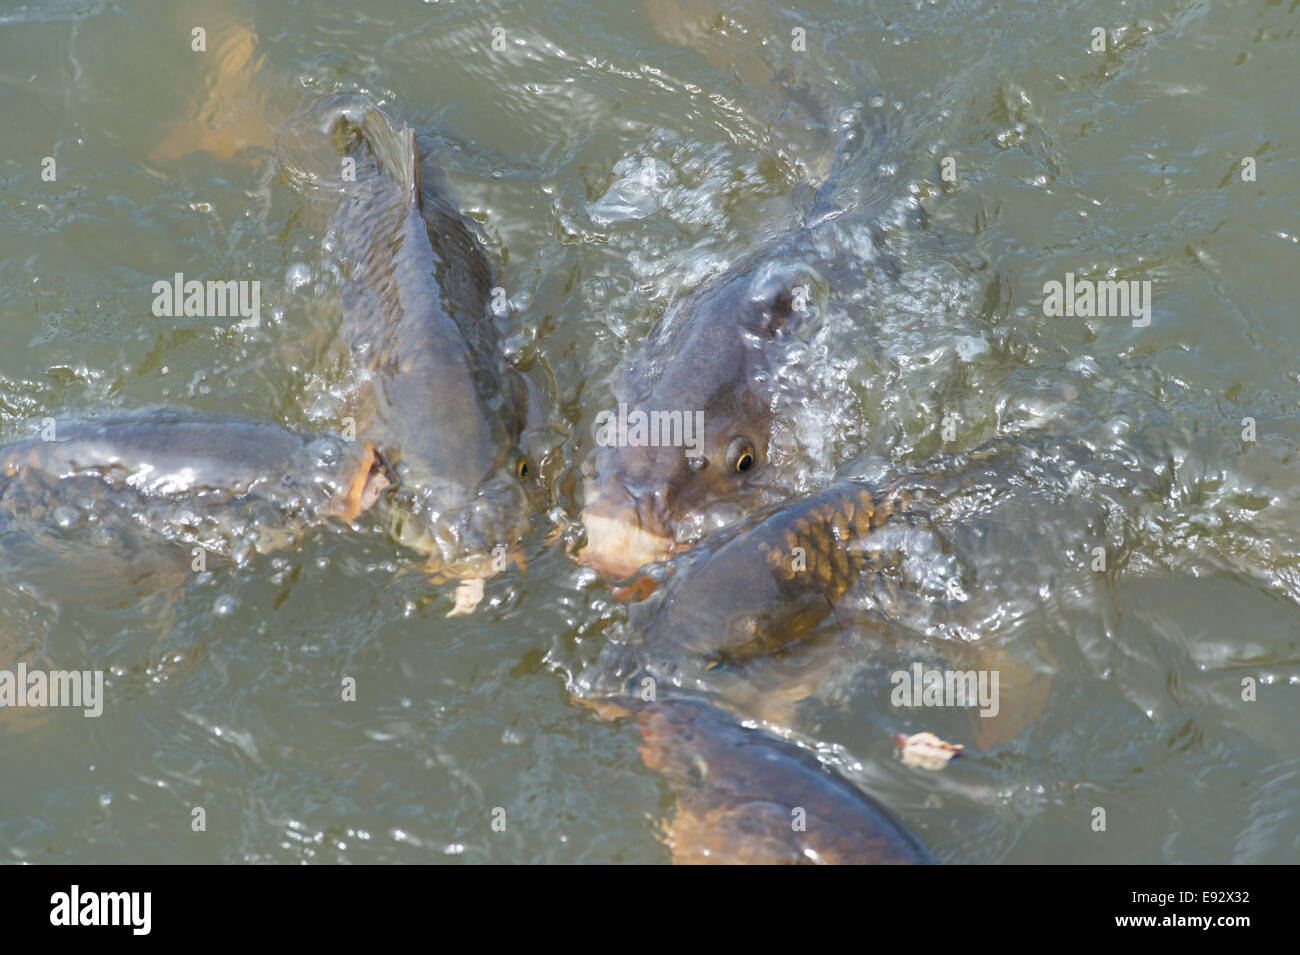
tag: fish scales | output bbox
[0,410,389,557]
[636,698,935,864]
[328,106,533,573]
[592,481,894,696]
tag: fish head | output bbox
[386,439,538,578]
[358,348,541,577]
[580,255,819,578]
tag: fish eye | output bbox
[725,437,756,474]
[515,455,530,480]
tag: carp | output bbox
[579,105,891,578]
[591,696,935,864]
[593,481,905,695]
[0,409,390,559]
[328,104,538,611]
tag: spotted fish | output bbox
[599,481,903,692]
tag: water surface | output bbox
[0,0,1297,863]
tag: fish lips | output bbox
[387,475,533,573]
[578,473,750,580]
[577,444,688,577]
[578,497,677,578]
[328,440,393,521]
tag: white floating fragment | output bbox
[447,577,485,617]
[894,731,963,771]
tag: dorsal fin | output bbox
[360,107,421,210]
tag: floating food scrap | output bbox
[449,577,486,617]
[894,731,964,771]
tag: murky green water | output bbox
[1,0,1297,863]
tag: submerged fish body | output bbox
[579,482,949,864]
[592,480,903,698]
[329,105,534,575]
[591,439,1093,749]
[0,409,390,558]
[604,696,934,864]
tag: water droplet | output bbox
[213,594,238,616]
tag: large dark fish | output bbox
[592,696,935,864]
[0,409,390,557]
[579,106,891,578]
[329,105,535,607]
[589,444,1082,743]
[590,481,904,698]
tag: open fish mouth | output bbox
[578,509,676,579]
[328,440,392,521]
